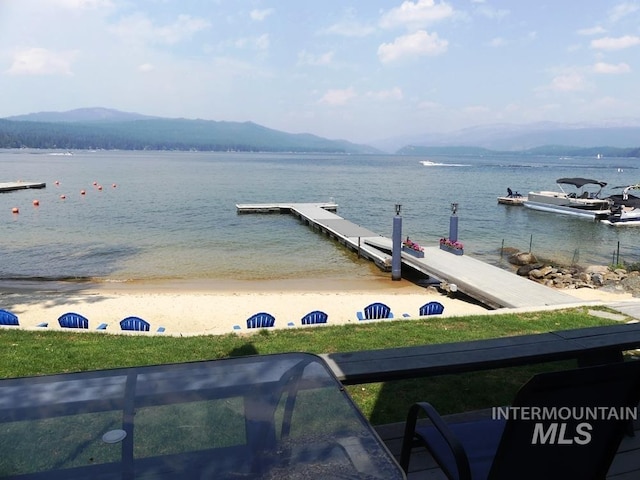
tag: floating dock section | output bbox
[0,181,46,193]
[236,202,580,309]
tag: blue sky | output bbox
[0,0,639,143]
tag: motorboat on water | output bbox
[523,177,612,219]
[601,184,640,226]
[419,160,471,167]
[497,187,526,205]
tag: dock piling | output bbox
[392,204,402,281]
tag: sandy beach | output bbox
[1,276,635,336]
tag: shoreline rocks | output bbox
[507,250,640,296]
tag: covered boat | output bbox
[602,184,640,226]
[523,178,611,219]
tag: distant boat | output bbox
[597,153,603,159]
[419,160,470,167]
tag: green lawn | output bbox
[0,307,622,425]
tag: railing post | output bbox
[392,204,402,281]
[449,203,459,242]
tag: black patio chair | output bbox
[400,360,640,480]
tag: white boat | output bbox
[497,187,526,205]
[419,160,471,167]
[523,177,611,219]
[601,184,640,226]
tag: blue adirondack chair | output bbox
[120,316,165,333]
[246,312,276,329]
[58,312,107,330]
[419,301,445,316]
[120,316,150,331]
[357,302,393,320]
[300,310,328,325]
[0,309,19,326]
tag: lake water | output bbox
[1,149,638,284]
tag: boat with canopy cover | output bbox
[523,177,612,219]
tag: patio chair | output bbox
[0,309,19,326]
[357,302,393,320]
[120,316,166,333]
[300,310,328,325]
[246,312,276,329]
[400,360,640,480]
[58,312,107,330]
[419,301,445,316]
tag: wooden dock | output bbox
[0,181,46,192]
[237,202,394,271]
[236,202,581,309]
[365,237,577,309]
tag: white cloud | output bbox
[250,8,274,21]
[138,63,155,72]
[549,72,587,91]
[417,100,441,110]
[366,87,403,101]
[53,0,113,9]
[488,37,507,47]
[577,26,606,36]
[591,35,640,50]
[7,48,76,75]
[593,61,631,74]
[589,96,625,109]
[319,87,357,106]
[235,34,270,50]
[474,5,509,20]
[378,30,448,63]
[298,50,334,66]
[255,34,270,50]
[379,0,454,30]
[608,2,640,22]
[463,105,491,115]
[322,21,376,37]
[109,14,210,46]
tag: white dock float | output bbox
[236,202,581,309]
[0,181,46,192]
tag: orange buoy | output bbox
[11,207,19,214]
[80,190,86,195]
[60,194,66,199]
[33,200,39,206]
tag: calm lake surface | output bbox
[1,149,638,284]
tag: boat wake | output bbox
[420,160,470,167]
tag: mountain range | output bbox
[2,107,640,155]
[1,107,380,154]
[373,119,640,152]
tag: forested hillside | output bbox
[0,117,380,154]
